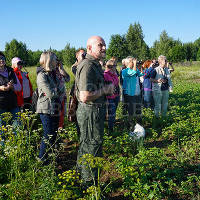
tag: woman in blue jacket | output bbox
[122,57,144,118]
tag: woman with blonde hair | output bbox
[122,57,144,119]
[36,51,62,163]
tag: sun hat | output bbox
[11,57,22,65]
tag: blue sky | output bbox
[1,0,199,51]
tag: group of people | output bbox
[0,52,32,128]
[120,56,173,119]
[0,35,173,186]
[72,36,173,185]
[0,51,70,164]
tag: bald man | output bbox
[75,36,114,184]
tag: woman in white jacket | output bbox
[150,55,173,117]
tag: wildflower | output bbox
[62,185,66,189]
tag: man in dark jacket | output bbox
[75,36,114,185]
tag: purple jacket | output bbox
[104,70,119,99]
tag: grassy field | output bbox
[0,63,200,199]
[25,62,200,90]
[24,65,75,91]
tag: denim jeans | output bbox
[107,96,120,130]
[39,114,59,162]
[153,90,169,117]
[143,90,154,109]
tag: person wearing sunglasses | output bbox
[0,52,21,129]
[104,59,120,133]
[11,57,33,111]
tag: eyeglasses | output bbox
[0,56,5,61]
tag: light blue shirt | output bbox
[122,68,144,96]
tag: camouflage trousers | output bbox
[76,102,106,182]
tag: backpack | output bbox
[32,88,39,112]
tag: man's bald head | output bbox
[87,36,106,60]
[87,36,102,46]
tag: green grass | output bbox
[172,64,200,81]
[1,63,200,199]
[25,65,75,92]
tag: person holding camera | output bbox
[150,55,173,118]
[122,57,144,122]
[151,59,159,68]
[142,60,155,109]
[0,52,21,129]
[104,59,120,133]
[167,61,174,73]
[110,56,120,76]
[11,57,33,111]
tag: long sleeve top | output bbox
[150,66,173,92]
[122,68,144,96]
[13,67,33,106]
[104,69,120,99]
[36,67,60,115]
[143,67,154,91]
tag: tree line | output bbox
[2,22,200,67]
